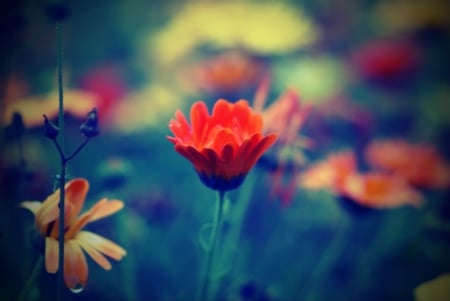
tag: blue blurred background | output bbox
[1,1,450,300]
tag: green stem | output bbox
[196,190,226,301]
[18,255,43,301]
[56,20,66,301]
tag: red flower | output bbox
[167,99,277,191]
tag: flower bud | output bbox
[43,114,59,139]
[80,108,100,138]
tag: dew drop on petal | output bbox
[70,283,84,294]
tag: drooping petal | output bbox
[77,231,126,260]
[175,145,212,176]
[246,134,278,170]
[64,240,88,290]
[20,201,42,215]
[45,237,59,273]
[76,235,112,270]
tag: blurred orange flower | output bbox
[299,150,357,191]
[21,178,126,291]
[300,149,425,209]
[167,99,277,191]
[339,172,424,208]
[182,51,267,96]
[365,139,450,189]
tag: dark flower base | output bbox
[198,172,246,191]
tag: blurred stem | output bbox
[56,21,66,301]
[213,172,258,291]
[18,255,43,301]
[304,215,351,301]
[196,190,225,301]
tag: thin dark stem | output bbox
[196,190,225,301]
[56,21,65,301]
[65,138,89,162]
[51,139,65,161]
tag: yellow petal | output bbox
[76,236,112,270]
[77,231,126,260]
[20,201,42,215]
[64,240,88,291]
[36,193,60,228]
[45,237,59,273]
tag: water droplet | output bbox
[70,283,84,294]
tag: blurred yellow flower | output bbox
[149,2,319,66]
[2,90,99,128]
[372,0,450,34]
[108,84,183,133]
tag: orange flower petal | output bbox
[210,99,232,127]
[89,199,124,222]
[190,101,209,145]
[36,192,60,228]
[169,110,191,143]
[65,211,94,240]
[76,236,112,270]
[64,240,88,291]
[246,134,278,169]
[45,237,59,273]
[77,231,126,260]
[210,128,239,154]
[64,178,90,225]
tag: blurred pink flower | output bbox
[254,76,312,206]
[78,63,129,123]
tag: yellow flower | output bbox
[21,178,126,291]
[149,2,319,66]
